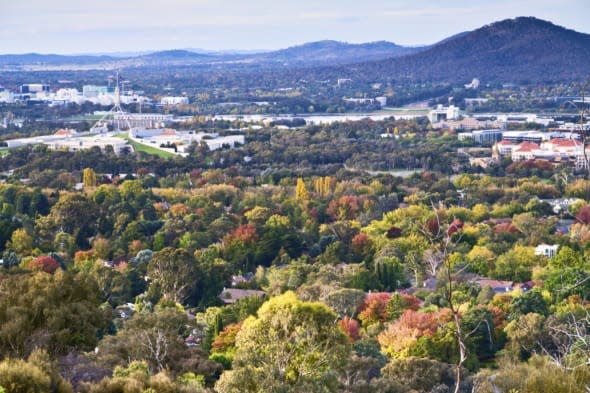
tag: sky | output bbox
[1,0,589,54]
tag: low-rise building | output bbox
[474,278,514,293]
[458,129,503,144]
[160,96,189,105]
[219,288,265,304]
[535,244,559,258]
[45,136,131,155]
[428,105,459,123]
[493,136,589,169]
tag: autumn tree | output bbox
[295,177,309,201]
[82,168,97,188]
[6,228,33,257]
[28,255,60,274]
[215,292,350,393]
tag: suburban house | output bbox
[535,244,559,258]
[219,287,265,304]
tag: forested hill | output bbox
[251,40,423,65]
[339,17,590,83]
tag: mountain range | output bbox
[340,17,590,82]
[1,17,589,83]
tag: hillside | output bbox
[0,53,116,65]
[0,40,424,69]
[252,40,423,65]
[343,17,590,83]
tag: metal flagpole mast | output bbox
[90,71,133,133]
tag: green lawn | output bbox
[0,149,9,157]
[114,134,175,158]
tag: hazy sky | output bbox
[1,0,589,54]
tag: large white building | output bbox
[160,96,189,105]
[113,113,173,128]
[494,137,589,168]
[4,128,131,155]
[130,128,245,156]
[45,136,131,155]
[428,105,460,123]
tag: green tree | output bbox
[147,247,199,304]
[6,228,33,257]
[0,271,107,357]
[215,292,350,393]
[494,245,539,282]
[96,308,220,377]
[0,354,73,393]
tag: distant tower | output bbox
[90,71,133,133]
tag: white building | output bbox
[465,78,480,89]
[112,113,173,129]
[0,90,14,103]
[20,84,49,94]
[501,131,580,144]
[82,85,109,98]
[130,128,245,156]
[343,97,374,105]
[535,244,559,258]
[428,105,459,123]
[45,136,131,155]
[376,96,387,107]
[160,96,189,105]
[54,88,82,103]
[494,137,589,169]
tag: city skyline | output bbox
[1,0,589,54]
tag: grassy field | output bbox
[114,134,175,158]
[0,149,9,157]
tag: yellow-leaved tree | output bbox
[215,292,350,393]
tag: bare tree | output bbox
[419,205,477,393]
[423,248,444,277]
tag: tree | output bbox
[6,228,33,257]
[0,271,107,357]
[419,208,472,393]
[96,308,220,377]
[374,357,470,393]
[38,194,98,248]
[504,312,545,360]
[28,256,60,274]
[147,247,199,304]
[295,178,309,201]
[0,350,73,393]
[339,317,361,343]
[82,168,97,188]
[215,292,350,393]
[358,293,392,327]
[494,245,538,282]
[377,309,452,358]
[324,288,366,318]
[509,290,549,318]
[473,355,590,393]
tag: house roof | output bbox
[475,279,514,291]
[548,138,581,147]
[514,142,539,152]
[54,128,75,136]
[219,288,265,304]
[498,140,514,146]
